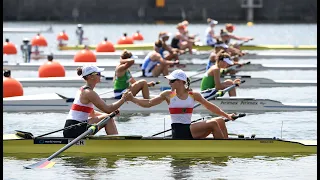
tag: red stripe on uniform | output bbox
[169,108,193,114]
[71,104,93,113]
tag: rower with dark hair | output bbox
[63,65,128,138]
[124,69,237,140]
[141,40,179,77]
[113,50,156,99]
[201,50,241,97]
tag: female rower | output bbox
[114,50,155,99]
[221,26,254,50]
[205,18,219,47]
[63,65,127,138]
[206,51,217,71]
[141,40,179,77]
[124,69,236,139]
[215,29,245,58]
[170,23,195,54]
[201,51,240,97]
[158,31,180,60]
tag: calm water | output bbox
[3,22,317,180]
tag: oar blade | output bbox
[24,159,56,169]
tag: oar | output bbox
[99,81,161,96]
[238,39,253,46]
[163,113,246,138]
[15,121,88,139]
[36,122,87,138]
[24,110,120,169]
[150,80,245,137]
[220,61,251,74]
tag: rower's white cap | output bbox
[159,32,172,39]
[223,57,234,65]
[165,69,187,82]
[210,20,218,25]
[81,65,104,77]
[216,43,229,49]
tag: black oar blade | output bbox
[24,159,56,169]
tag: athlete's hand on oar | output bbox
[226,113,237,121]
[233,79,242,85]
[148,81,160,87]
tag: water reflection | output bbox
[4,153,315,180]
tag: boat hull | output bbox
[3,135,317,155]
[58,44,317,51]
[3,94,317,112]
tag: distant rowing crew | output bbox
[25,50,317,60]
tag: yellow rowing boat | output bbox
[58,44,317,51]
[3,133,316,155]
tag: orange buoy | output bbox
[38,55,65,78]
[57,31,69,41]
[117,33,134,44]
[3,70,23,98]
[3,38,17,55]
[132,31,144,41]
[96,38,115,52]
[31,33,48,47]
[74,49,96,62]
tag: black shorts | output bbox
[171,123,194,139]
[63,119,89,138]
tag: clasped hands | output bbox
[121,89,134,102]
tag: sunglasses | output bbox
[169,79,178,83]
[91,72,101,76]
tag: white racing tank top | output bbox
[141,52,159,74]
[169,91,195,124]
[66,87,94,122]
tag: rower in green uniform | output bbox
[200,50,241,98]
[114,50,156,99]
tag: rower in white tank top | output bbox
[66,86,94,122]
[168,91,195,124]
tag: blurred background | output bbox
[3,0,317,23]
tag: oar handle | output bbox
[149,81,161,87]
[224,113,246,122]
[95,110,120,132]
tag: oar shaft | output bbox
[46,110,119,161]
[37,122,87,138]
[194,80,245,109]
[151,117,206,137]
[47,126,93,161]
